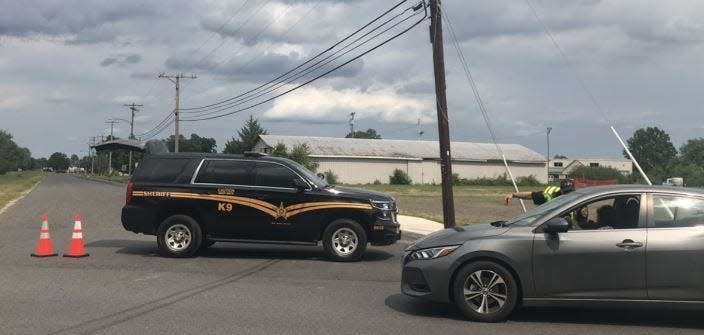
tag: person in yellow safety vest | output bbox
[504,178,575,206]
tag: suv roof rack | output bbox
[244,151,268,157]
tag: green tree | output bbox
[0,130,32,174]
[389,169,412,184]
[679,138,704,166]
[624,127,677,173]
[223,115,267,154]
[165,133,217,153]
[269,142,319,172]
[345,128,382,139]
[47,152,70,171]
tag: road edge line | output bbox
[0,176,43,217]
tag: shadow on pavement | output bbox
[385,294,466,321]
[85,239,395,262]
[511,307,704,330]
[386,293,704,330]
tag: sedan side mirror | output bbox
[543,217,570,234]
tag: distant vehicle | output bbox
[663,177,684,187]
[121,153,400,261]
[402,185,704,322]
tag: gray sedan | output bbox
[401,185,704,322]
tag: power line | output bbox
[444,11,527,212]
[181,0,414,113]
[183,0,322,100]
[180,4,427,122]
[182,9,419,118]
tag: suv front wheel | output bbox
[322,219,367,262]
[156,215,202,258]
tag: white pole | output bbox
[500,153,527,212]
[610,126,651,185]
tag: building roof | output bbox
[257,135,546,163]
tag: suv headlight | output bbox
[409,245,460,260]
[371,200,395,211]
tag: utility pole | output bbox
[89,136,97,174]
[348,112,356,137]
[546,127,552,182]
[159,73,196,152]
[106,120,118,175]
[123,103,143,175]
[429,0,455,228]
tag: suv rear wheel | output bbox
[322,219,367,262]
[452,261,518,322]
[156,215,202,258]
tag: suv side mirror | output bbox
[316,172,325,180]
[293,178,309,191]
[543,217,570,233]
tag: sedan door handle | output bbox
[616,239,643,249]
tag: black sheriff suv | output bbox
[121,153,400,261]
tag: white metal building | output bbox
[254,135,547,184]
[548,158,633,180]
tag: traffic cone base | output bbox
[64,214,89,258]
[31,214,58,257]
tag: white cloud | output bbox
[263,86,433,124]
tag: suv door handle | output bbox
[616,239,643,249]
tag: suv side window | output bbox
[195,160,254,185]
[652,195,704,228]
[254,162,299,189]
[133,158,191,183]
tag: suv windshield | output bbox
[507,191,583,226]
[286,160,328,188]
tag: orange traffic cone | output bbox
[31,214,58,257]
[64,214,89,258]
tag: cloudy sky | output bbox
[2,0,704,159]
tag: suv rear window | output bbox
[195,159,254,185]
[132,158,191,183]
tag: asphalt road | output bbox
[0,174,702,335]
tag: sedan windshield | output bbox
[507,191,583,226]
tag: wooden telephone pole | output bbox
[430,0,455,228]
[159,73,196,152]
[123,103,143,175]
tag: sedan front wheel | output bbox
[452,261,518,322]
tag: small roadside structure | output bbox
[254,135,546,184]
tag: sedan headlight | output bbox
[409,245,460,260]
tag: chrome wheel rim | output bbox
[165,224,191,252]
[463,270,508,314]
[331,227,358,256]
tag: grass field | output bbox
[356,184,536,224]
[0,170,45,210]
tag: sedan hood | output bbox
[408,223,510,250]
